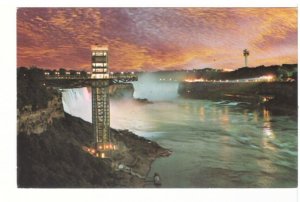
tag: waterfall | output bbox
[61,77,180,128]
[62,87,92,123]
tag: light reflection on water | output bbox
[262,109,277,151]
[199,106,205,122]
[110,99,297,188]
[62,88,297,188]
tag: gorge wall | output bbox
[17,83,170,188]
[109,83,134,99]
[17,92,65,135]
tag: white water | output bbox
[133,73,179,101]
[61,82,297,188]
[62,88,92,122]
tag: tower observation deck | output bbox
[45,45,138,158]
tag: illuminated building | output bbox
[45,45,137,158]
[91,45,111,157]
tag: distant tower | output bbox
[243,49,250,67]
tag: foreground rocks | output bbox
[109,129,171,187]
[18,113,171,188]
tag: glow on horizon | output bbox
[17,8,297,71]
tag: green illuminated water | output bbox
[111,99,297,188]
[62,87,297,188]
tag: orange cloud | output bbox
[17,8,297,71]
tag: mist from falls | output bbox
[61,76,179,125]
[132,73,179,101]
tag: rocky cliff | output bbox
[17,87,170,188]
[109,83,134,99]
[17,91,64,135]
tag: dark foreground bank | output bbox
[17,67,170,188]
[18,113,171,188]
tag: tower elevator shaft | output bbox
[92,80,111,152]
[45,44,137,159]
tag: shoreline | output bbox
[110,128,172,187]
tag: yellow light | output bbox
[91,45,108,51]
[101,153,105,158]
[184,78,205,83]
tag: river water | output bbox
[61,81,297,188]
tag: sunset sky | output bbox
[17,8,297,72]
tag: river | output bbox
[61,80,297,188]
